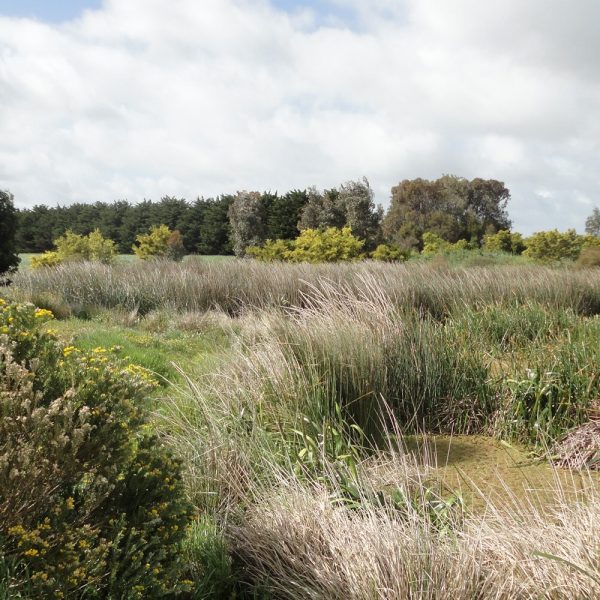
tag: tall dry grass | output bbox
[228,472,600,599]
[10,259,600,316]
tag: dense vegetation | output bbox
[0,191,20,280]
[13,176,511,255]
[0,300,191,598]
[12,180,600,269]
[3,260,600,598]
[4,181,600,597]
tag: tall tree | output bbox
[382,178,443,249]
[383,175,511,249]
[298,179,382,248]
[0,190,20,279]
[197,196,233,255]
[337,178,383,249]
[298,187,345,231]
[228,191,268,256]
[585,207,600,237]
[266,189,308,240]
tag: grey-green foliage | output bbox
[585,206,600,237]
[228,191,267,256]
[297,186,345,231]
[338,178,383,249]
[298,179,383,248]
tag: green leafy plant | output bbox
[246,239,291,262]
[421,232,472,255]
[482,230,525,254]
[502,366,591,445]
[523,229,583,263]
[248,227,364,263]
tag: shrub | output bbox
[577,246,600,268]
[523,229,583,263]
[246,239,291,261]
[371,244,410,262]
[166,229,186,262]
[133,224,185,261]
[247,227,364,263]
[422,232,471,255]
[31,230,117,269]
[0,299,192,598]
[289,227,364,263]
[30,251,63,269]
[482,230,525,254]
[582,234,600,249]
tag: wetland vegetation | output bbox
[2,259,600,598]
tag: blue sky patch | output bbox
[270,0,359,29]
[0,0,102,23]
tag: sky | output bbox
[0,0,599,234]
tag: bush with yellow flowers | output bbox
[0,299,192,598]
[30,230,117,269]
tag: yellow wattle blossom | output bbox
[63,346,78,357]
[34,308,54,319]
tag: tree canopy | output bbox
[383,175,511,249]
[585,207,600,237]
[0,190,20,278]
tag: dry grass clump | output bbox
[552,421,600,470]
[228,475,600,599]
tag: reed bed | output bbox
[10,259,600,316]
[156,286,600,597]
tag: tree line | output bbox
[13,175,515,256]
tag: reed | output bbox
[10,260,600,316]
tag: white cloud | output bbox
[0,0,599,233]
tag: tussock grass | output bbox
[10,260,600,316]
[228,473,600,599]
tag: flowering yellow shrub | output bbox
[248,227,365,263]
[31,230,117,269]
[0,300,192,598]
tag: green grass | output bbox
[48,312,229,384]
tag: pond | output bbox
[404,434,600,509]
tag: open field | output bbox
[3,260,600,598]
